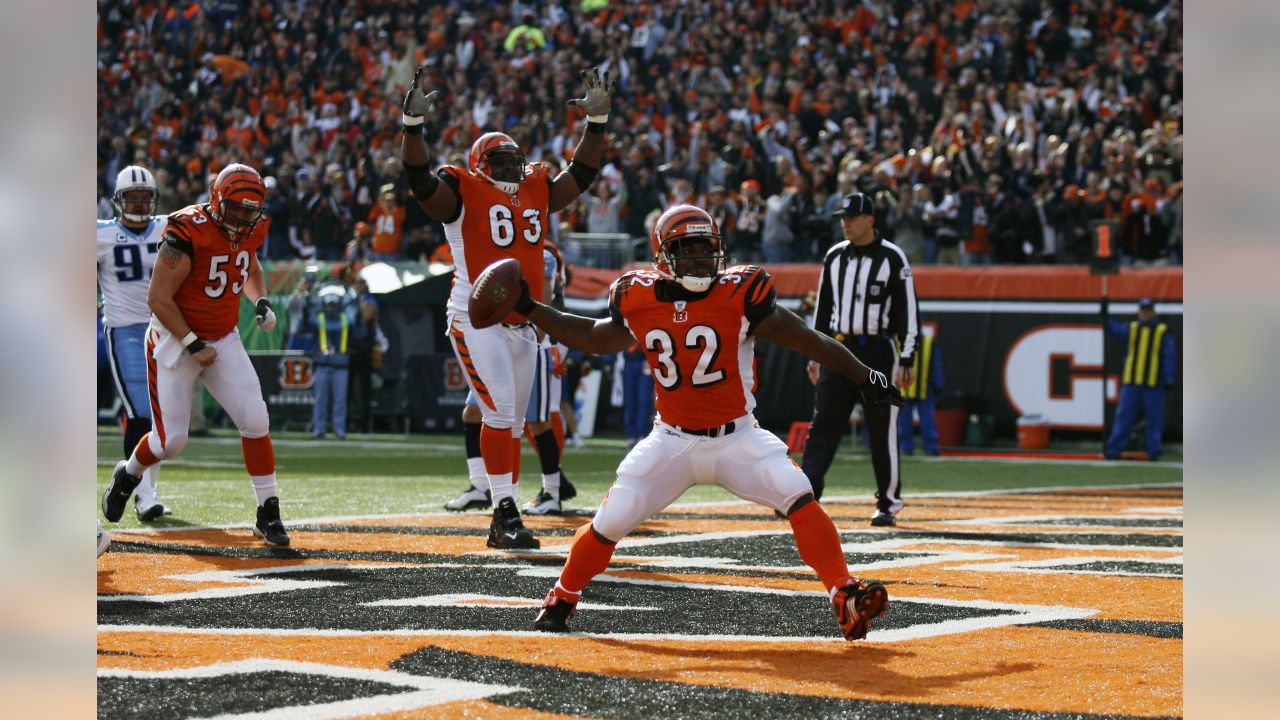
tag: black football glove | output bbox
[255,298,277,332]
[567,66,615,119]
[859,369,904,407]
[402,67,442,131]
[514,277,537,316]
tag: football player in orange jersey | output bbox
[513,204,904,641]
[400,66,613,549]
[100,164,290,547]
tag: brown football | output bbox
[467,257,523,329]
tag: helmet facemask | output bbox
[477,147,526,195]
[212,197,264,244]
[113,165,158,224]
[657,234,724,293]
[113,188,157,225]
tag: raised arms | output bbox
[548,67,615,213]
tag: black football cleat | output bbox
[254,497,291,547]
[831,577,889,641]
[559,472,577,501]
[102,461,142,523]
[870,510,896,527]
[487,497,540,549]
[533,589,578,632]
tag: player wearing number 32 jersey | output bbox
[513,204,906,641]
[100,163,290,547]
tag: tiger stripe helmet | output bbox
[209,163,266,244]
[651,204,725,292]
[469,132,526,195]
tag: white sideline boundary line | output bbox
[105,481,1182,536]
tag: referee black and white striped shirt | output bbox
[812,196,920,365]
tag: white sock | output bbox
[251,474,278,505]
[466,458,487,487]
[542,471,561,495]
[137,465,161,502]
[488,473,515,503]
[125,454,147,478]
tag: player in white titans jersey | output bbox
[96,165,171,522]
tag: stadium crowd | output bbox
[97,0,1183,267]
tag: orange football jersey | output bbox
[164,203,268,339]
[609,265,777,429]
[440,164,552,324]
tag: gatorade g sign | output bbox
[1003,325,1118,429]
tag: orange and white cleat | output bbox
[831,576,889,641]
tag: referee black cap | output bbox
[832,192,875,218]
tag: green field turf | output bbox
[96,428,1182,529]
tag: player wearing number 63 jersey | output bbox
[100,163,290,547]
[97,165,170,523]
[514,204,904,640]
[400,64,613,550]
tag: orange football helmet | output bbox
[209,163,266,244]
[651,204,725,292]
[469,132,526,195]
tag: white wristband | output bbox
[181,332,200,348]
[586,114,609,124]
[402,114,424,126]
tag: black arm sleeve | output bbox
[567,161,599,192]
[404,162,439,201]
[162,233,194,258]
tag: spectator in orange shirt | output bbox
[366,184,406,261]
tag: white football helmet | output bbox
[113,165,158,224]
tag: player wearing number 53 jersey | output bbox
[400,65,613,550]
[513,204,904,640]
[100,163,290,547]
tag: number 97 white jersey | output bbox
[97,216,167,327]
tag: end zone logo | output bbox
[1003,325,1117,429]
[280,356,314,390]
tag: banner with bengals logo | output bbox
[568,266,1182,439]
[248,352,317,421]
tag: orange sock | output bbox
[133,432,161,466]
[551,412,566,454]
[242,435,275,476]
[789,502,851,592]
[558,522,617,595]
[511,436,522,485]
[480,424,513,476]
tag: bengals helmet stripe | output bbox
[469,131,526,195]
[650,204,724,292]
[209,163,266,243]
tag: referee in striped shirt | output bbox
[803,192,920,526]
